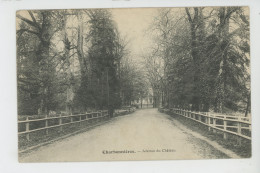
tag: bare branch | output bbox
[28,10,40,29]
[16,29,40,40]
[185,8,192,22]
[17,13,41,31]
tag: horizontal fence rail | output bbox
[160,108,251,143]
[18,108,135,141]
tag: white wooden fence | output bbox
[18,110,109,141]
[18,108,136,141]
[160,108,251,143]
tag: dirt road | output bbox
[19,109,235,162]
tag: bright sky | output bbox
[111,8,157,62]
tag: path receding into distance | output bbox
[19,109,239,162]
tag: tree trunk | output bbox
[38,40,51,115]
[245,94,250,117]
[215,7,233,113]
[76,11,89,81]
[186,8,202,111]
[141,96,143,108]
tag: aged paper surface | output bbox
[16,7,251,162]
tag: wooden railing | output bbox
[18,108,136,141]
[160,108,251,143]
[18,110,109,141]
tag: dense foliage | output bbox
[145,7,250,115]
[17,7,250,116]
[17,9,147,115]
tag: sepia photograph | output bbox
[16,7,251,162]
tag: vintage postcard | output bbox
[17,7,251,162]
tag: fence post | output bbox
[95,112,97,122]
[198,114,201,122]
[207,115,211,131]
[213,116,216,133]
[79,115,82,126]
[25,117,30,141]
[237,119,242,145]
[249,117,251,132]
[223,118,227,139]
[91,112,93,123]
[45,115,48,135]
[59,114,62,131]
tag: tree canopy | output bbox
[144,7,250,115]
[17,9,149,115]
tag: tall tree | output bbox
[17,10,65,114]
[145,7,250,115]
